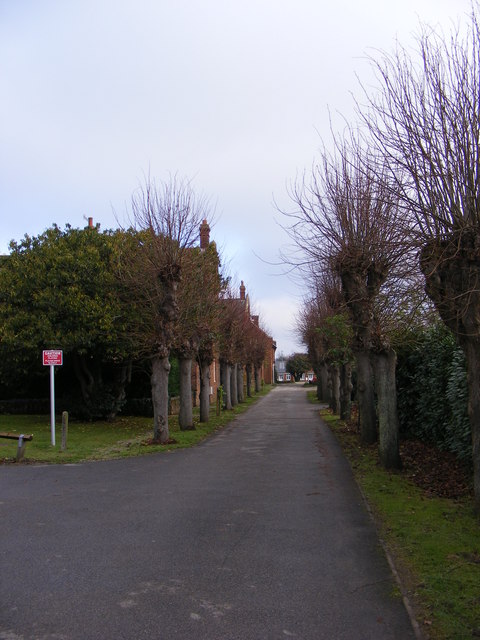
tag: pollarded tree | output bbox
[196,229,228,423]
[298,300,328,402]
[298,271,353,418]
[173,236,222,428]
[284,135,408,467]
[245,315,272,394]
[298,287,331,403]
[317,313,354,421]
[123,175,211,443]
[216,283,248,409]
[232,315,249,404]
[231,288,263,403]
[360,6,480,501]
[242,311,264,397]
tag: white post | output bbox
[50,364,55,446]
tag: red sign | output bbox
[43,350,63,366]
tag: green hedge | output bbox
[396,324,471,464]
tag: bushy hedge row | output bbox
[0,399,51,415]
[396,324,471,463]
[0,356,182,420]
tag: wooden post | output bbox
[61,411,68,451]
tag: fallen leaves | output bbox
[400,440,473,499]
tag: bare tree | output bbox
[298,272,353,419]
[245,315,272,394]
[283,135,407,468]
[174,237,222,428]
[360,5,480,501]
[126,175,211,443]
[217,287,238,410]
[216,280,271,405]
[297,293,330,403]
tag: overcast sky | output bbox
[0,0,472,356]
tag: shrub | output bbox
[396,323,471,463]
[445,348,471,462]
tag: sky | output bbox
[0,0,472,356]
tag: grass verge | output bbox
[308,393,480,640]
[0,386,273,465]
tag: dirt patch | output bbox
[142,437,178,446]
[400,439,473,499]
[329,411,473,499]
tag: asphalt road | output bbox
[1,385,417,640]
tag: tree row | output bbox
[282,7,480,509]
[0,176,274,444]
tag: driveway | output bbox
[0,385,417,639]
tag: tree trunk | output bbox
[313,365,324,402]
[231,364,238,406]
[246,364,253,397]
[192,365,198,408]
[319,362,330,403]
[72,352,95,407]
[237,364,244,402]
[340,362,353,422]
[314,367,322,401]
[179,356,194,431]
[151,354,171,443]
[373,349,402,470]
[462,338,480,509]
[221,360,232,410]
[109,362,132,420]
[199,361,210,423]
[355,350,377,444]
[329,364,340,415]
[72,354,132,420]
[254,366,261,393]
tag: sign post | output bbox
[42,350,63,446]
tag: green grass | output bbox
[309,392,480,640]
[0,386,273,465]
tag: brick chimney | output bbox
[88,217,94,229]
[240,281,246,300]
[199,219,210,250]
